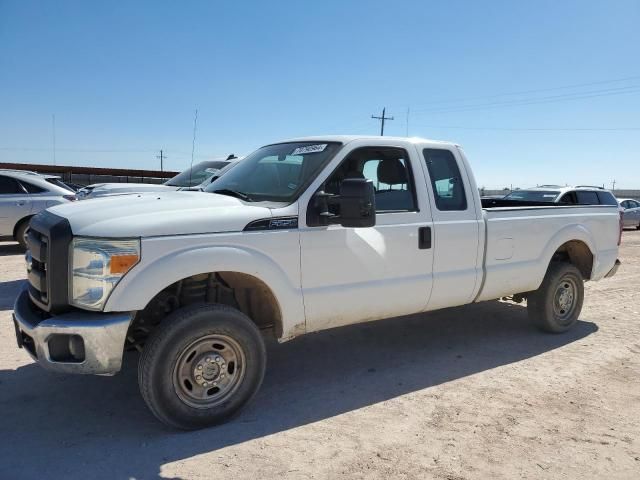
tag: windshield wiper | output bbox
[211,188,252,201]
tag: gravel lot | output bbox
[0,232,638,480]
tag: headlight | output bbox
[70,237,140,311]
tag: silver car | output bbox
[0,169,76,248]
[618,198,640,229]
[77,157,241,200]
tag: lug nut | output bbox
[197,365,203,370]
[213,382,217,386]
[196,375,202,381]
[215,357,222,363]
[203,382,208,387]
[206,357,213,363]
[221,374,225,379]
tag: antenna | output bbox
[189,109,199,187]
[405,107,410,136]
[52,114,56,166]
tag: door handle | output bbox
[418,226,432,249]
[16,201,26,206]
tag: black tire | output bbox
[527,262,584,333]
[15,219,30,250]
[138,303,266,430]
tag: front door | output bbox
[299,142,434,333]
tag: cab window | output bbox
[323,146,416,213]
[423,149,467,211]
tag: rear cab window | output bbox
[422,149,467,211]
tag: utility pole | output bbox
[371,107,394,136]
[612,179,616,192]
[156,149,166,171]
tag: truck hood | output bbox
[48,191,274,237]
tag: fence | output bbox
[0,162,178,186]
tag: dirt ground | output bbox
[0,232,638,480]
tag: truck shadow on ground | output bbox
[0,301,597,480]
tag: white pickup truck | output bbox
[13,135,621,429]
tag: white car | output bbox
[0,169,76,248]
[618,198,640,229]
[77,157,240,200]
[14,135,621,429]
[501,185,618,206]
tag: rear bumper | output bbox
[12,289,133,375]
[605,259,621,279]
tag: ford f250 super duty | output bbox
[13,136,622,429]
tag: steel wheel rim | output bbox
[172,334,246,409]
[552,276,578,324]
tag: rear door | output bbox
[0,175,32,236]
[299,140,434,332]
[418,147,482,310]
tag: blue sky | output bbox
[1,0,639,188]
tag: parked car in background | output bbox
[62,182,86,192]
[0,169,76,248]
[502,185,618,206]
[618,198,640,229]
[77,156,240,200]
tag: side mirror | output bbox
[338,178,376,228]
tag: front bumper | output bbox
[12,289,133,375]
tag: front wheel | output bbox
[527,262,584,333]
[138,303,266,429]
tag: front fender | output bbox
[104,240,305,341]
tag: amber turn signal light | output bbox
[110,254,139,274]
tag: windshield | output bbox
[205,142,342,202]
[504,190,560,202]
[165,160,231,187]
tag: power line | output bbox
[410,85,640,115]
[389,74,640,110]
[371,107,394,136]
[0,147,157,153]
[412,125,640,132]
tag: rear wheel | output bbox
[138,303,266,429]
[527,262,584,333]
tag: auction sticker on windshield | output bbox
[291,144,327,155]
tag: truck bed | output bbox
[475,203,620,303]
